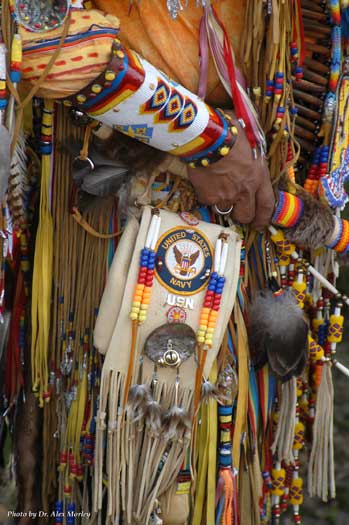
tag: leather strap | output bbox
[232,304,249,471]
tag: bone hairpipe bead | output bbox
[302,9,329,22]
[295,115,318,131]
[303,57,331,73]
[302,69,328,87]
[301,0,326,13]
[294,103,321,121]
[294,80,327,94]
[294,125,317,142]
[293,89,324,108]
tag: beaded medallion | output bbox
[155,226,213,296]
[14,0,71,32]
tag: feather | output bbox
[80,165,128,197]
[162,406,191,442]
[127,384,152,422]
[7,132,30,228]
[0,124,11,202]
[201,380,230,405]
[248,289,308,381]
[144,399,162,435]
[217,363,238,404]
[62,137,129,210]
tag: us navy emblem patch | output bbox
[155,227,213,295]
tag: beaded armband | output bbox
[272,191,349,255]
[326,215,349,253]
[272,191,304,228]
[65,38,238,166]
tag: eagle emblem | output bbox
[155,227,213,295]
[173,245,200,276]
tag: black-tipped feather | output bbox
[248,289,308,381]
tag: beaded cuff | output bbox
[327,216,349,253]
[272,191,304,228]
[65,38,238,166]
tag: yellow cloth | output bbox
[94,0,245,106]
[20,9,120,99]
[20,2,245,105]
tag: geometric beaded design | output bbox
[141,79,171,114]
[328,321,343,341]
[169,100,198,131]
[155,91,184,124]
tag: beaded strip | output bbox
[292,270,306,309]
[10,34,22,84]
[272,191,304,229]
[129,210,161,325]
[0,44,7,113]
[197,234,228,347]
[218,405,233,468]
[327,304,344,346]
[67,39,238,166]
[327,216,349,253]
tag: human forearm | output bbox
[20,10,236,165]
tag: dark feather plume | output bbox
[248,289,308,381]
[60,137,129,212]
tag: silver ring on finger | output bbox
[214,204,234,216]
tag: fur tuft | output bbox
[127,384,151,422]
[144,399,162,435]
[162,406,191,442]
[283,188,334,249]
[201,380,230,405]
[248,289,308,380]
[217,364,238,404]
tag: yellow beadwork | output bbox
[308,335,324,362]
[76,94,87,103]
[270,230,296,256]
[91,84,102,94]
[105,70,116,81]
[219,145,230,156]
[296,378,303,397]
[289,477,303,505]
[293,422,305,450]
[292,280,306,308]
[328,314,344,343]
[312,317,323,334]
[271,468,286,496]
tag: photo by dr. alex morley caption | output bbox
[7,510,92,519]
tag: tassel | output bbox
[307,361,335,501]
[271,377,297,463]
[220,469,235,525]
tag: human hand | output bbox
[187,114,275,230]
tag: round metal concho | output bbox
[161,348,181,367]
[144,323,196,367]
[15,0,71,32]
